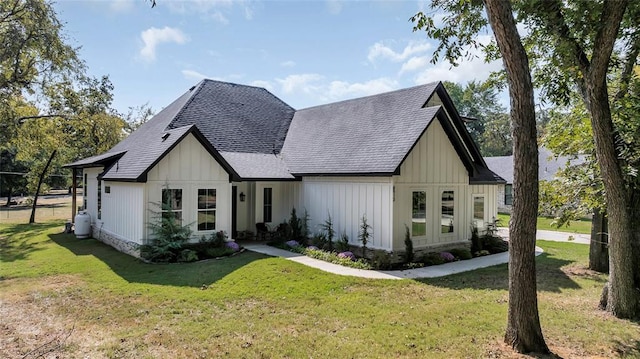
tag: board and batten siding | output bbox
[469,184,498,230]
[302,177,393,251]
[392,117,470,250]
[101,182,145,244]
[83,167,102,224]
[145,133,231,240]
[254,181,302,226]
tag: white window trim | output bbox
[440,189,455,236]
[410,189,428,239]
[196,187,217,233]
[472,194,486,229]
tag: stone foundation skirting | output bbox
[91,224,141,258]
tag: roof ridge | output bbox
[296,81,441,112]
[168,81,207,130]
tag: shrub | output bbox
[305,248,371,269]
[301,209,310,241]
[206,247,236,258]
[470,224,482,253]
[359,214,371,257]
[319,212,335,252]
[483,236,509,254]
[405,262,424,269]
[422,252,445,266]
[403,224,414,263]
[440,252,455,262]
[285,240,300,248]
[225,241,241,252]
[449,248,472,260]
[336,230,350,252]
[311,233,327,249]
[371,250,392,270]
[177,249,199,263]
[288,208,302,241]
[473,250,491,257]
[337,251,355,261]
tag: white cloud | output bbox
[182,69,212,81]
[399,56,430,74]
[326,0,343,15]
[367,41,432,63]
[165,0,253,24]
[110,0,134,12]
[139,26,188,62]
[249,80,274,92]
[277,74,325,94]
[325,78,398,101]
[280,60,296,68]
[413,35,502,84]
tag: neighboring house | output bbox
[65,80,504,258]
[484,147,586,213]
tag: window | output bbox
[197,189,216,231]
[441,190,454,233]
[505,184,513,206]
[473,195,485,227]
[412,191,426,237]
[161,188,183,223]
[97,180,102,220]
[105,186,111,194]
[263,187,272,223]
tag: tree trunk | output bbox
[5,188,13,207]
[586,77,640,318]
[29,150,56,224]
[483,0,549,354]
[589,208,609,273]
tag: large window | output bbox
[505,184,513,206]
[197,189,216,231]
[473,195,485,227]
[161,188,183,223]
[441,190,454,233]
[263,187,272,223]
[412,191,426,237]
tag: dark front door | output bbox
[231,186,238,238]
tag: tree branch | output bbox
[589,0,630,82]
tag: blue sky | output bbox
[53,0,502,116]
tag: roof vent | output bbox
[189,85,196,91]
[161,133,170,141]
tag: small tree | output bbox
[319,212,335,251]
[301,208,311,241]
[288,208,302,241]
[359,214,371,258]
[404,225,414,263]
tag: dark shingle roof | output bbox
[65,79,295,181]
[484,147,586,184]
[281,83,441,175]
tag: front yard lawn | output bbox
[1,221,638,358]
[497,213,592,235]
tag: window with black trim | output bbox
[263,187,272,223]
[161,188,182,223]
[105,186,111,194]
[412,191,426,237]
[441,190,454,233]
[197,189,216,231]
[83,173,87,210]
[505,184,513,206]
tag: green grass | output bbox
[497,213,592,234]
[1,221,638,358]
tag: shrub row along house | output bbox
[65,80,504,258]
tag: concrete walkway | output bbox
[243,243,544,280]
[497,227,590,245]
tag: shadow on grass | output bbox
[612,339,640,357]
[0,221,62,262]
[48,233,268,288]
[420,253,583,293]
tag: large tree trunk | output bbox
[589,208,609,273]
[483,0,549,354]
[29,150,56,224]
[586,77,640,318]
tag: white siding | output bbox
[394,119,468,185]
[301,177,393,251]
[101,182,145,244]
[254,181,302,226]
[146,134,231,240]
[83,167,102,224]
[470,184,498,229]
